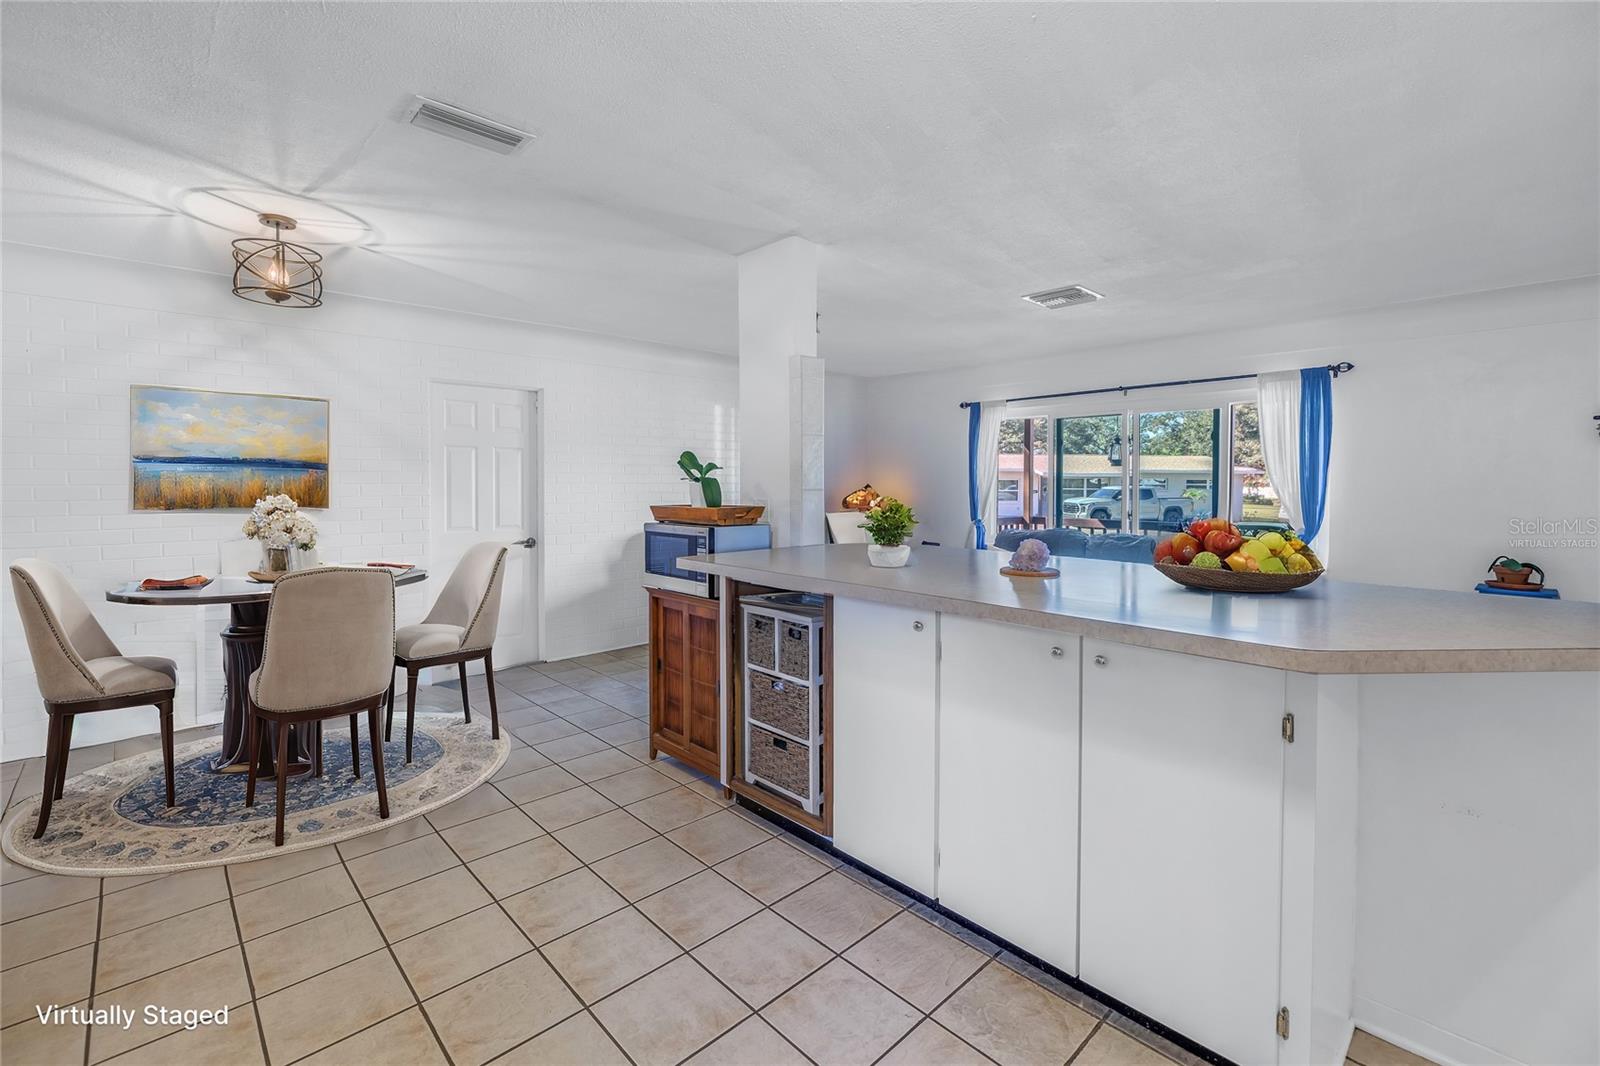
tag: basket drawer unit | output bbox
[747,671,811,738]
[740,595,824,685]
[745,612,776,671]
[746,723,821,811]
[778,619,814,679]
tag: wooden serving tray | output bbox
[650,505,766,526]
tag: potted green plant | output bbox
[677,451,723,508]
[860,498,917,567]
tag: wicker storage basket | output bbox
[1155,561,1324,593]
[747,673,810,738]
[748,724,812,800]
[778,621,812,678]
[745,613,776,671]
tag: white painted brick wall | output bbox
[1,244,738,759]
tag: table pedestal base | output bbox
[212,602,314,776]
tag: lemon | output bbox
[1283,552,1313,574]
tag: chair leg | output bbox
[350,714,361,779]
[33,714,62,839]
[158,699,175,809]
[483,652,500,741]
[405,669,419,764]
[384,670,396,742]
[244,706,260,809]
[458,662,472,725]
[274,720,289,847]
[312,721,323,779]
[54,715,74,800]
[367,700,390,820]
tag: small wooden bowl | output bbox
[1155,561,1324,593]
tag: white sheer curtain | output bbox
[1257,370,1305,533]
[965,400,1004,549]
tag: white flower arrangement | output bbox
[242,494,318,550]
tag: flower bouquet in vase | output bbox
[242,495,318,577]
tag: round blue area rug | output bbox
[2,712,508,877]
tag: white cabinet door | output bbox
[1080,639,1286,1066]
[939,616,1080,973]
[831,597,938,896]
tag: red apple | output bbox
[1204,528,1243,557]
[1170,532,1201,565]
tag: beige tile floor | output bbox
[0,645,1435,1066]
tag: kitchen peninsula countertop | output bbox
[684,545,1600,674]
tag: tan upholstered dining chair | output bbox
[385,542,508,762]
[243,566,396,846]
[9,558,178,838]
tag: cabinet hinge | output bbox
[1281,712,1295,743]
[1275,1006,1290,1040]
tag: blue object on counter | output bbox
[1475,583,1560,599]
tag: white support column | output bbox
[738,236,823,546]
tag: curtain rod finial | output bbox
[1330,361,1355,377]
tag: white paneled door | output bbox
[430,382,539,668]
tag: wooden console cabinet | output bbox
[647,588,721,778]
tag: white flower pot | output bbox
[867,543,911,568]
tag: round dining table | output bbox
[107,568,429,775]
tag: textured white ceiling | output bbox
[3,2,1596,375]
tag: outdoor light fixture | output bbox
[1106,435,1123,467]
[232,213,322,307]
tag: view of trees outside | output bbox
[997,418,1048,454]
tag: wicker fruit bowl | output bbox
[1155,560,1324,593]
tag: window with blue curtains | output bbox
[966,402,985,549]
[1298,365,1333,542]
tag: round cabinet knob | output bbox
[912,620,925,632]
[1050,646,1065,658]
[1093,654,1108,666]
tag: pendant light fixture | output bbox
[232,213,322,307]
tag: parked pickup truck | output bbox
[1059,486,1196,529]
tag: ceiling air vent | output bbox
[1022,285,1104,310]
[404,96,533,155]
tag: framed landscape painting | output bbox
[130,385,330,510]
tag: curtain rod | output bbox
[957,361,1355,409]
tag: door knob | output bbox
[912,620,924,632]
[513,537,536,548]
[1092,654,1108,666]
[1050,646,1065,658]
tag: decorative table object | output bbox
[1154,523,1324,593]
[862,498,917,568]
[1000,537,1060,578]
[242,494,318,575]
[1486,556,1545,590]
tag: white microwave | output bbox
[643,522,771,597]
